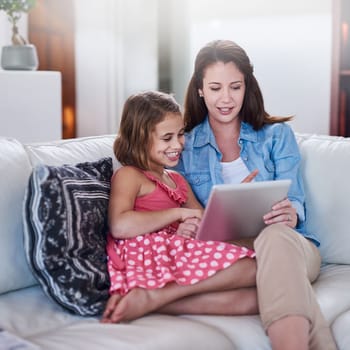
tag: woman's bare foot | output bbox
[100,293,122,323]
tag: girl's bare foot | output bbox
[107,288,159,323]
[100,293,122,323]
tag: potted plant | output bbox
[0,0,38,70]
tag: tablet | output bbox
[196,179,292,241]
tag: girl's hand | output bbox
[179,208,202,222]
[176,217,201,239]
[263,198,297,228]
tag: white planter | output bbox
[1,44,39,70]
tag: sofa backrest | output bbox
[296,133,350,264]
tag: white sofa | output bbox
[0,133,350,350]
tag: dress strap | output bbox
[141,170,159,183]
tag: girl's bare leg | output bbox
[157,287,258,316]
[105,257,256,323]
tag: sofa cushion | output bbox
[0,138,37,294]
[332,309,350,350]
[296,133,350,264]
[24,135,117,168]
[0,286,234,350]
[23,157,113,316]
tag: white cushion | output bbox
[313,264,350,323]
[296,133,350,264]
[332,309,350,350]
[184,314,271,349]
[24,135,118,168]
[0,138,37,294]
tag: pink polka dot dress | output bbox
[107,170,255,296]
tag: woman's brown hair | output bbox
[113,91,182,169]
[184,40,292,132]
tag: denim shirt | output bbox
[174,117,320,246]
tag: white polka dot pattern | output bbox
[108,229,255,295]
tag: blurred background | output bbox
[0,0,333,139]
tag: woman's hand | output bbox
[241,169,259,183]
[176,216,201,239]
[263,198,297,228]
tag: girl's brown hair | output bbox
[114,91,182,169]
[184,40,292,132]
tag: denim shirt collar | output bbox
[240,121,259,143]
[192,116,216,149]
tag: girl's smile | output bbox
[165,151,181,162]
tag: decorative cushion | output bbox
[23,157,113,316]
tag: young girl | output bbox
[101,91,256,324]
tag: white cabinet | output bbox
[0,70,62,143]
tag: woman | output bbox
[174,40,336,350]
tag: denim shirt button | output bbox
[195,177,200,184]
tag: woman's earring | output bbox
[199,93,203,98]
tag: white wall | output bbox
[74,0,158,137]
[169,0,332,135]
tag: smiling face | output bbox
[199,61,245,127]
[148,112,185,172]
